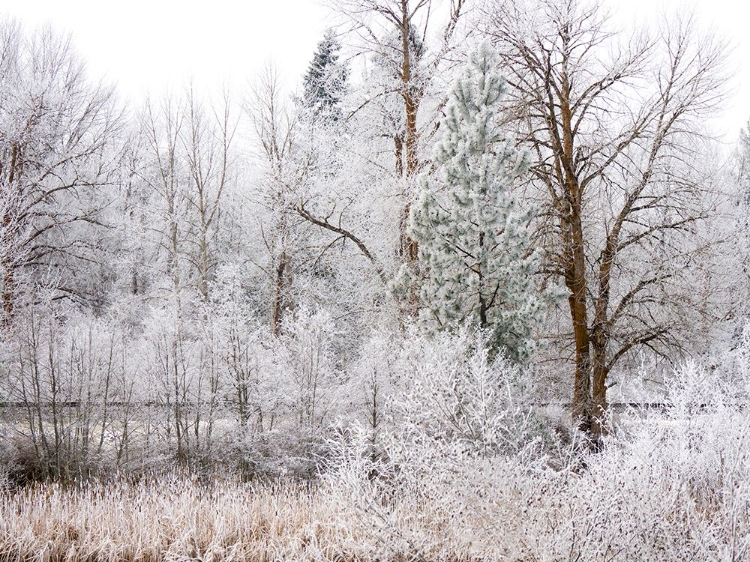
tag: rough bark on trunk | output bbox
[2,265,14,324]
[272,251,290,337]
[565,211,595,432]
[559,58,596,432]
[2,142,19,325]
[398,0,420,266]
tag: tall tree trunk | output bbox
[2,142,20,325]
[591,332,609,434]
[565,212,594,432]
[272,251,289,336]
[559,59,595,432]
[198,230,209,301]
[591,238,617,436]
[399,0,420,265]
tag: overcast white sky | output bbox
[0,0,333,103]
[1,0,749,140]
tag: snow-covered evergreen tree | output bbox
[302,29,348,120]
[409,42,541,363]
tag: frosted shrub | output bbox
[720,321,750,400]
[344,329,401,454]
[3,307,136,481]
[323,327,554,558]
[564,360,750,560]
[323,331,750,560]
[393,327,545,459]
[219,307,342,479]
[278,307,340,432]
[141,306,210,465]
[332,327,552,481]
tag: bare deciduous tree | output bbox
[139,96,186,303]
[0,19,124,322]
[245,66,303,335]
[137,87,235,305]
[482,0,727,434]
[320,0,466,278]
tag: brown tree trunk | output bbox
[399,0,420,266]
[566,213,594,432]
[557,58,595,431]
[2,143,20,326]
[272,251,289,336]
[394,133,404,179]
[2,266,14,323]
[591,334,608,434]
[591,238,617,436]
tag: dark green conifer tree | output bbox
[303,29,348,120]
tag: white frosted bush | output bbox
[324,335,750,560]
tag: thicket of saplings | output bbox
[0,301,564,484]
[1,313,748,560]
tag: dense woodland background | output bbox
[0,0,747,489]
[2,1,750,558]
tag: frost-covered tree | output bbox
[326,0,467,275]
[0,20,123,322]
[725,121,750,336]
[739,122,750,206]
[409,43,541,363]
[302,29,348,121]
[483,0,728,433]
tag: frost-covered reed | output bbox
[1,477,365,561]
[2,394,748,562]
[3,333,749,561]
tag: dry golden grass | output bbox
[0,477,374,562]
[0,475,483,562]
[3,423,748,562]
